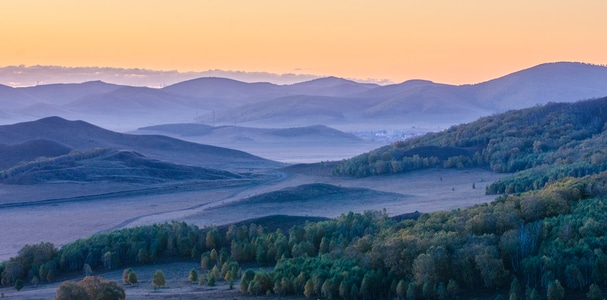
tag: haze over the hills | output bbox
[0,65,391,88]
[134,123,382,163]
[1,62,606,132]
[4,1,606,85]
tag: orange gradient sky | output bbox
[1,0,606,84]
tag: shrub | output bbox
[152,270,165,290]
[14,279,23,291]
[189,269,198,282]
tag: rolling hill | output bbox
[1,62,606,131]
[0,84,37,110]
[162,76,378,100]
[360,81,485,117]
[138,123,363,142]
[195,62,607,127]
[64,86,203,116]
[471,62,607,110]
[334,96,607,194]
[18,81,122,106]
[356,62,607,112]
[212,183,401,206]
[1,149,241,185]
[196,95,361,125]
[0,117,282,170]
[283,76,379,96]
[204,182,407,220]
[162,77,283,100]
[0,139,72,170]
[135,122,379,164]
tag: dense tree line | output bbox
[237,171,607,299]
[334,98,607,194]
[486,160,607,194]
[4,171,607,298]
[0,221,210,286]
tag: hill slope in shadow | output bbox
[0,139,72,170]
[135,123,381,163]
[138,123,363,143]
[1,149,241,185]
[0,117,283,170]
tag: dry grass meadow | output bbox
[0,164,504,299]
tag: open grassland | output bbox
[0,261,288,300]
[0,168,503,262]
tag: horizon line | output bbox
[1,61,605,88]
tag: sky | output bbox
[1,0,606,85]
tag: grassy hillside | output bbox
[334,97,607,194]
[0,117,283,170]
[0,139,72,170]
[0,148,241,184]
[212,183,399,206]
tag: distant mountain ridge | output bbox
[469,62,607,110]
[0,62,606,130]
[134,122,382,164]
[19,81,122,105]
[138,123,363,142]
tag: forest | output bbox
[334,97,607,195]
[2,168,607,299]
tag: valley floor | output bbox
[0,167,504,262]
[0,261,298,300]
